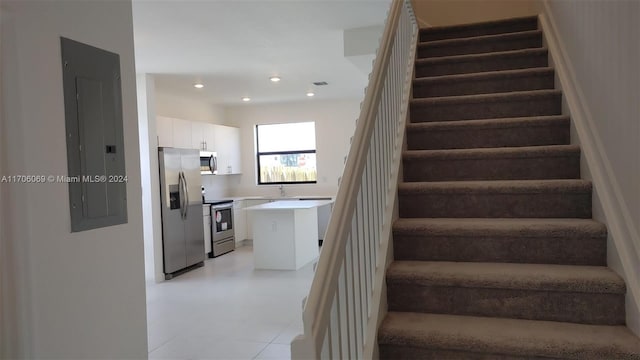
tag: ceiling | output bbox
[132,0,392,105]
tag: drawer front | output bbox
[213,238,235,257]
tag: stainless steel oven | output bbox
[210,201,235,257]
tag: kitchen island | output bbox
[245,200,333,270]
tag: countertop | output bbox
[245,199,333,211]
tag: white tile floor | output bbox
[146,245,315,360]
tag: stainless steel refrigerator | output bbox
[158,147,205,279]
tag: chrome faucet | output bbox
[279,184,286,197]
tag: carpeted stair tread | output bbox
[403,144,579,161]
[410,89,562,122]
[378,312,640,359]
[402,145,580,181]
[420,15,539,42]
[411,89,561,107]
[413,67,555,98]
[386,262,625,324]
[386,261,624,294]
[407,115,568,132]
[415,48,548,77]
[406,115,571,150]
[392,218,607,265]
[398,179,591,195]
[418,30,542,58]
[393,218,606,238]
[398,180,592,218]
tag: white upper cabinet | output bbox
[212,124,242,175]
[172,117,192,149]
[191,121,205,150]
[156,116,173,147]
[156,118,241,174]
[204,124,217,152]
[191,122,217,151]
[156,116,191,149]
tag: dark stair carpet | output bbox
[378,15,640,359]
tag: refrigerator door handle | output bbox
[183,172,190,219]
[178,171,186,219]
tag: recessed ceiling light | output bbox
[269,76,281,83]
[306,91,315,97]
[193,83,204,89]
[241,97,251,102]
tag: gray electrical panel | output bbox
[61,37,127,232]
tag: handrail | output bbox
[291,0,418,358]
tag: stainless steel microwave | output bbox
[200,151,217,175]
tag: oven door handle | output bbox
[211,204,232,211]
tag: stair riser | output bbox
[392,235,606,265]
[411,94,562,122]
[406,123,570,150]
[414,72,554,98]
[403,155,580,182]
[386,284,625,325]
[418,34,542,59]
[380,345,563,360]
[416,52,548,77]
[398,192,592,218]
[421,18,539,42]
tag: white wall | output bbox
[156,91,226,125]
[411,0,539,27]
[0,4,28,355]
[1,1,148,357]
[137,74,165,284]
[224,99,360,197]
[542,0,640,334]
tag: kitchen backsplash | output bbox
[201,175,232,200]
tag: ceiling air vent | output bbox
[313,81,328,86]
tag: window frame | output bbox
[255,123,317,185]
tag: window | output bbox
[256,122,317,184]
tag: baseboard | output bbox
[539,3,640,336]
[236,239,253,247]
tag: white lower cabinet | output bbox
[243,199,270,240]
[233,200,246,245]
[230,198,331,245]
[203,205,211,255]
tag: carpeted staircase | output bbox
[378,15,640,359]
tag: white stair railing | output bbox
[291,1,417,358]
